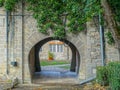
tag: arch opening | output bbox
[28,37,80,84]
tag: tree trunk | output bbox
[101,0,120,48]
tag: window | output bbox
[49,44,63,52]
[59,44,63,52]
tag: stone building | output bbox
[39,40,72,60]
[0,2,120,84]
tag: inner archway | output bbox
[29,37,80,84]
[39,40,72,72]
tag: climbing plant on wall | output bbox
[107,0,120,34]
[0,0,18,10]
[0,0,101,39]
[107,0,120,22]
[101,0,120,46]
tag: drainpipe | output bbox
[99,13,105,66]
[80,14,105,84]
[6,10,9,74]
[21,0,24,83]
[79,14,105,84]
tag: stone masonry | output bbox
[0,8,7,76]
[0,2,120,84]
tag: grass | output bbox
[58,65,70,69]
[40,60,70,66]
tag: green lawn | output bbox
[40,60,70,66]
[58,65,70,69]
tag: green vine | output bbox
[105,31,115,45]
[0,0,18,10]
[0,0,4,7]
[0,0,101,38]
[107,0,120,22]
[29,0,101,38]
[107,0,120,35]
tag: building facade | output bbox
[39,40,72,60]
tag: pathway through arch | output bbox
[29,37,80,84]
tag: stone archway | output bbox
[28,37,81,83]
[29,37,80,72]
[24,31,86,83]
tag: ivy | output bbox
[0,0,4,7]
[26,0,101,38]
[0,0,18,10]
[5,0,18,10]
[105,31,115,45]
[107,0,120,35]
[107,0,120,22]
[0,0,101,38]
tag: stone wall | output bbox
[0,3,23,83]
[85,21,101,79]
[29,47,35,77]
[0,2,120,84]
[0,8,7,75]
[6,4,23,83]
[23,12,87,83]
[105,45,119,62]
[105,29,120,62]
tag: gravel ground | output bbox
[12,84,83,90]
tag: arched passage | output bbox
[28,37,80,83]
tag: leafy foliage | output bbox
[0,0,4,7]
[107,0,120,22]
[48,51,54,59]
[96,61,120,90]
[105,31,115,45]
[96,66,109,86]
[26,0,101,38]
[107,0,120,35]
[0,0,101,38]
[108,62,120,90]
[0,0,18,10]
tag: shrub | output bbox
[108,62,120,90]
[96,61,120,90]
[48,51,54,60]
[96,66,109,86]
